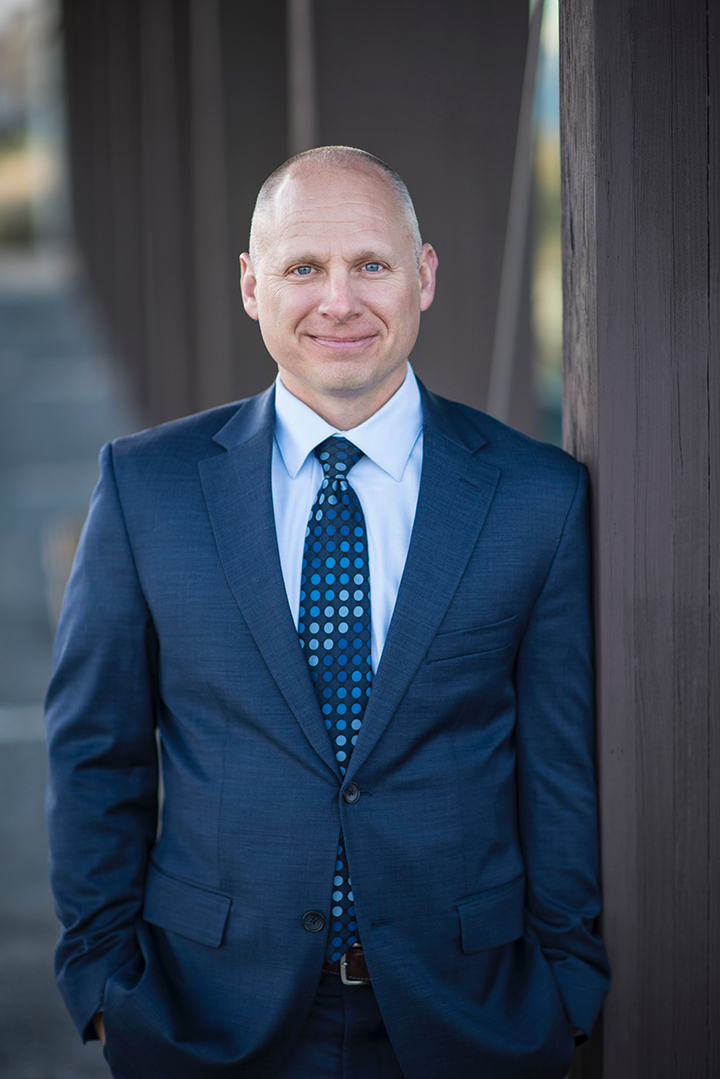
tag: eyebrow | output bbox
[353,250,389,263]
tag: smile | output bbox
[308,334,377,351]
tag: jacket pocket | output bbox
[457,873,525,953]
[142,862,232,947]
[426,615,518,663]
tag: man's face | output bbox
[240,165,437,417]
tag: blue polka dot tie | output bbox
[298,436,372,961]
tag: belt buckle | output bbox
[339,945,365,985]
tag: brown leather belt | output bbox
[322,944,371,985]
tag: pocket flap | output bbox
[457,874,525,954]
[426,615,517,663]
[143,863,232,947]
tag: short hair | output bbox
[248,145,423,266]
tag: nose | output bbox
[317,269,364,322]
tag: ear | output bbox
[418,243,438,312]
[239,253,259,320]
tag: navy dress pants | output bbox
[273,973,405,1079]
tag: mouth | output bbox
[307,334,377,351]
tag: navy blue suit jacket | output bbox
[46,382,609,1079]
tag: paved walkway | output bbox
[0,251,138,1078]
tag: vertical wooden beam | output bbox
[286,0,317,155]
[139,0,193,423]
[708,3,720,1070]
[561,0,718,1075]
[105,0,146,408]
[189,0,234,412]
[561,11,629,1076]
[63,0,114,315]
[662,10,712,1076]
[218,0,288,400]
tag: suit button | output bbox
[343,782,361,804]
[302,911,325,933]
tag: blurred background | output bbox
[0,0,560,1073]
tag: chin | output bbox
[304,355,382,388]
[322,360,397,390]
[318,373,380,397]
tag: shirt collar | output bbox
[274,364,423,482]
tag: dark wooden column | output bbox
[104,0,146,405]
[217,0,289,403]
[139,0,195,423]
[188,0,234,412]
[560,0,720,1075]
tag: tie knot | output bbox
[314,436,364,481]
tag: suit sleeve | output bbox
[45,443,159,1040]
[514,462,610,1037]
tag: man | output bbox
[46,146,609,1079]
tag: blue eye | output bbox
[364,263,382,273]
[294,266,313,276]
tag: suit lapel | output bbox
[198,390,339,778]
[345,388,501,780]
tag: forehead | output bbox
[265,166,410,259]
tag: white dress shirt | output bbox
[272,365,424,672]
